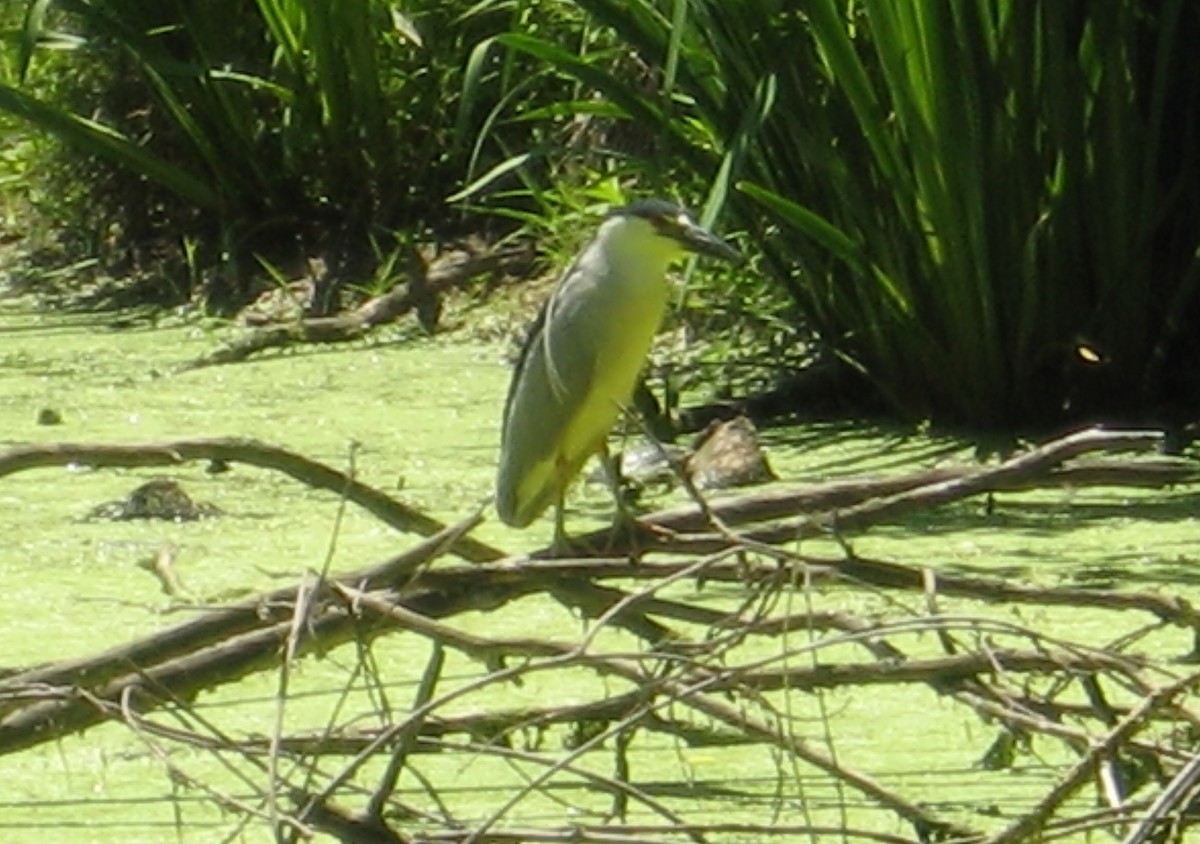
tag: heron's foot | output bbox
[547,531,587,558]
[545,516,601,558]
[603,512,675,559]
[539,508,674,559]
[538,518,656,559]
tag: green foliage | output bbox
[747,0,1200,431]
[0,0,586,307]
[510,0,1200,431]
[6,0,1198,434]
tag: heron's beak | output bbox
[677,220,744,265]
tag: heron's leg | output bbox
[552,488,568,555]
[598,441,655,558]
[598,441,634,526]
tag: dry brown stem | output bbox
[181,241,535,370]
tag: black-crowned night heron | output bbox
[496,199,742,548]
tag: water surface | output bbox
[2,297,1197,842]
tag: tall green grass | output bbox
[506,0,1200,431]
[0,0,584,306]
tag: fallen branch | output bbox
[0,437,503,563]
[0,514,486,745]
[621,427,1178,553]
[647,452,1197,534]
[986,672,1200,844]
[5,425,1199,843]
[181,242,534,370]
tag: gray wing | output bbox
[496,256,604,525]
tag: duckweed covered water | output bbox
[2,296,1199,842]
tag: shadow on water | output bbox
[869,489,1200,584]
[0,309,146,334]
[900,490,1200,534]
[763,418,970,476]
[930,550,1200,588]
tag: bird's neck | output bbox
[593,222,681,286]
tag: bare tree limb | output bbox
[0,437,502,562]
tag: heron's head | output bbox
[600,200,743,267]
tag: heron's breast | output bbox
[547,272,670,478]
[588,274,671,405]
